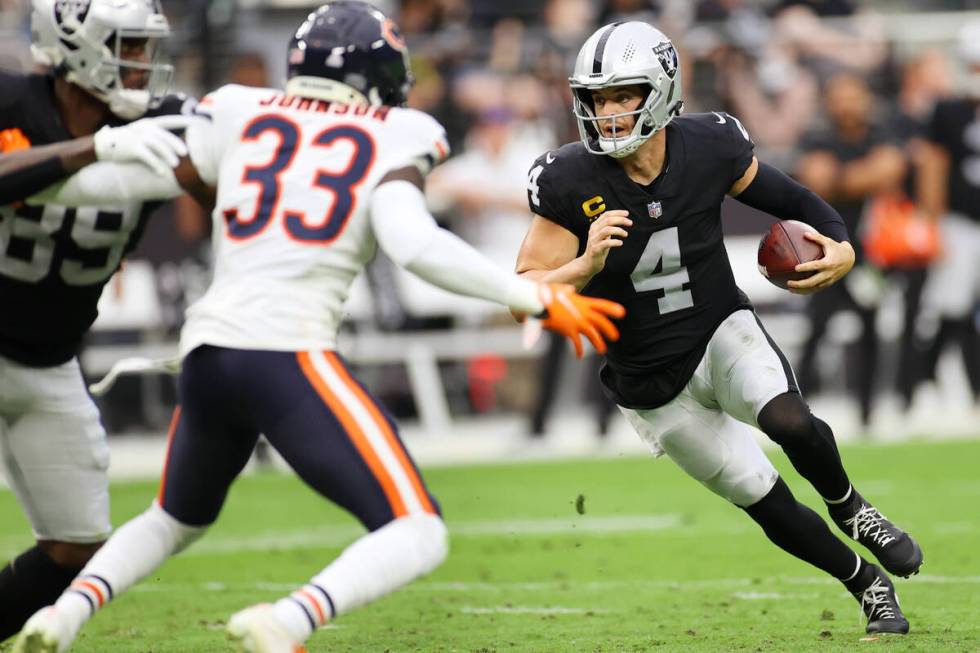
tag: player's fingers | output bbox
[567,331,584,358]
[579,319,605,355]
[794,258,829,273]
[135,143,171,177]
[155,127,189,157]
[588,309,620,341]
[587,297,626,319]
[598,209,630,220]
[148,115,198,132]
[594,238,624,251]
[594,213,632,228]
[600,226,629,239]
[802,230,832,245]
[144,133,181,168]
[787,270,831,289]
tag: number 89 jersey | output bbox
[180,84,449,356]
[0,70,192,367]
[527,113,755,409]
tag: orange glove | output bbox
[538,283,625,358]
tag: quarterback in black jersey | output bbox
[517,21,922,635]
[0,0,193,640]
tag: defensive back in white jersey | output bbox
[181,84,449,356]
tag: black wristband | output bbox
[736,161,850,243]
[0,156,68,206]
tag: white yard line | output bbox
[179,513,684,557]
[458,606,608,615]
[127,574,980,597]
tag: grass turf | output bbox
[1,438,978,652]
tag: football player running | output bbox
[0,0,193,641]
[13,2,623,652]
[515,22,921,635]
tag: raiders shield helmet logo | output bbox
[652,41,678,79]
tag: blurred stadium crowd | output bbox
[0,0,977,436]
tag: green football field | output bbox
[2,438,979,653]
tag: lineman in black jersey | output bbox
[517,21,921,635]
[0,0,193,640]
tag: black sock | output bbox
[744,477,861,581]
[758,394,850,501]
[842,558,876,595]
[0,546,81,641]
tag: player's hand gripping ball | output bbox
[757,220,824,290]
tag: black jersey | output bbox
[927,98,980,222]
[527,112,755,409]
[0,71,194,367]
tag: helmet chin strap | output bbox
[108,90,151,120]
[285,77,373,106]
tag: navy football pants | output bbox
[157,346,439,530]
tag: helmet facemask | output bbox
[80,28,174,119]
[571,81,673,158]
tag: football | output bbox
[757,220,824,290]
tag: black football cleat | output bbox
[829,490,923,578]
[852,566,910,635]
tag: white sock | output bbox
[273,513,448,642]
[54,502,206,634]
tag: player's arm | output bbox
[916,141,949,221]
[731,156,854,293]
[28,116,216,210]
[369,167,623,357]
[836,145,906,199]
[515,211,631,292]
[0,116,189,206]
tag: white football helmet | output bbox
[570,21,684,158]
[31,0,174,120]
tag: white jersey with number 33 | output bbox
[180,84,449,356]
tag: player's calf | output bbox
[265,513,448,644]
[0,545,88,640]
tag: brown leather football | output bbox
[757,220,824,290]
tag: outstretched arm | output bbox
[1,116,190,205]
[369,168,624,357]
[731,157,855,294]
[28,115,215,210]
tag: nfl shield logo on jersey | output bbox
[647,200,662,219]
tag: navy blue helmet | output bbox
[286,1,413,107]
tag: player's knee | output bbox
[37,540,104,568]
[703,463,779,508]
[147,502,209,555]
[391,513,449,575]
[758,393,815,448]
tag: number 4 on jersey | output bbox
[630,227,694,314]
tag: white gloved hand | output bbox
[93,115,193,177]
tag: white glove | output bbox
[93,115,192,177]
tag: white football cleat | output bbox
[12,607,75,653]
[227,604,308,653]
